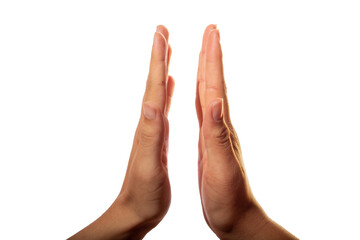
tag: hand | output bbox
[69,25,174,240]
[196,25,297,240]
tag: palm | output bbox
[199,123,253,229]
[124,162,170,221]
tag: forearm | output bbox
[68,197,155,240]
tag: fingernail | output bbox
[213,28,220,41]
[143,102,156,120]
[209,29,220,42]
[156,25,160,32]
[212,98,223,121]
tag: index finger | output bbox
[204,28,231,124]
[143,26,169,113]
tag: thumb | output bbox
[136,101,166,168]
[202,98,235,164]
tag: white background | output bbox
[0,1,359,239]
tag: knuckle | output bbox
[215,125,231,147]
[227,123,241,153]
[146,76,166,91]
[139,127,160,147]
[206,85,218,91]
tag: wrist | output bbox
[109,195,159,239]
[214,203,297,240]
[213,203,269,240]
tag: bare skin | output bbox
[196,24,297,240]
[69,25,297,240]
[69,25,174,240]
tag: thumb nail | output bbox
[212,98,223,121]
[143,102,156,120]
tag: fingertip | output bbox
[156,25,169,41]
[168,44,172,59]
[207,24,217,30]
[167,75,175,98]
[152,32,167,61]
[167,44,172,67]
[201,24,218,52]
[206,29,222,61]
[205,24,217,34]
[146,31,168,113]
[154,31,167,47]
[208,29,220,45]
[165,76,175,117]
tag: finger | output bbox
[167,44,172,74]
[198,24,217,123]
[123,26,169,190]
[157,24,170,77]
[165,75,175,117]
[196,52,203,127]
[197,25,217,192]
[143,28,168,113]
[202,98,237,168]
[156,25,171,75]
[156,25,169,42]
[205,28,231,125]
[128,26,168,170]
[135,101,166,169]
